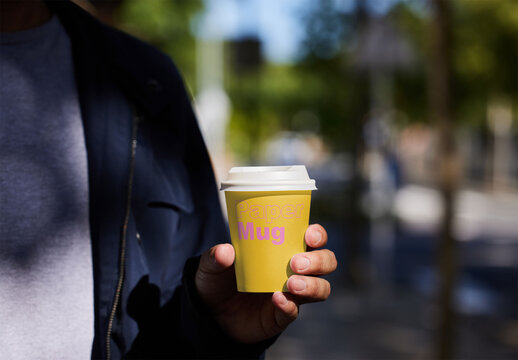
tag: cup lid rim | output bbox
[219,165,317,191]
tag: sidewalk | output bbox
[267,287,518,360]
[266,184,518,360]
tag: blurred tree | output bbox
[107,0,517,164]
[428,1,458,359]
[225,62,318,163]
[294,0,518,142]
[296,0,360,153]
[266,0,518,296]
[453,0,518,127]
[113,0,203,91]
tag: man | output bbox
[0,0,337,358]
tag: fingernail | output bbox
[290,277,306,292]
[311,229,322,246]
[295,256,310,271]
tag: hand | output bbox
[194,224,337,344]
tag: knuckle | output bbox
[313,251,326,273]
[311,250,336,274]
[308,278,322,298]
[314,278,331,300]
[324,250,337,272]
[316,278,327,298]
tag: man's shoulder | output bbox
[49,0,188,115]
[100,18,181,86]
[102,22,190,119]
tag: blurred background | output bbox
[88,0,517,358]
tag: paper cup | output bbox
[221,166,317,292]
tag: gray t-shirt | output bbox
[0,16,94,358]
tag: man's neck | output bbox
[0,0,52,32]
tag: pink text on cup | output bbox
[237,201,305,224]
[238,222,285,245]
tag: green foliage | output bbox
[112,0,517,160]
[289,0,518,148]
[114,0,203,90]
[225,65,303,162]
[452,0,518,127]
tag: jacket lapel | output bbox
[47,2,135,357]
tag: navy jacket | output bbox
[46,1,272,359]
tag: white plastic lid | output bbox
[220,165,317,191]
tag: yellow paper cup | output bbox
[221,166,317,292]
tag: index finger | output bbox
[305,224,328,249]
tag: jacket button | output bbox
[147,79,162,92]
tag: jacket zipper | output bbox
[106,109,140,360]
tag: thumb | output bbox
[195,243,236,309]
[198,243,235,275]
